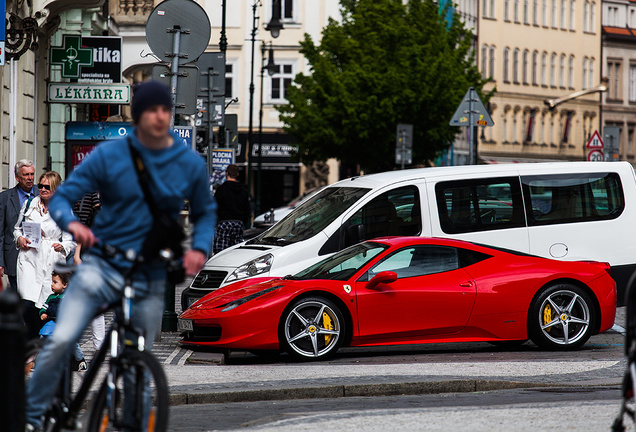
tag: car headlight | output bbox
[226,254,274,283]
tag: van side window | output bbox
[436,177,525,234]
[522,172,624,226]
[349,186,422,240]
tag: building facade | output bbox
[477,0,602,163]
[601,0,636,163]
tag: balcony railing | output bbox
[109,0,154,25]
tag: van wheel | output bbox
[279,297,344,360]
[528,284,595,350]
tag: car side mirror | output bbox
[366,271,397,290]
[345,224,365,247]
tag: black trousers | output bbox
[21,299,42,341]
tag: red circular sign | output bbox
[587,150,604,162]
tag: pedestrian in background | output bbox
[0,159,38,291]
[213,164,250,254]
[72,191,105,350]
[14,171,75,340]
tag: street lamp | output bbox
[247,0,283,222]
[257,43,278,214]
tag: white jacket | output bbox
[14,196,75,308]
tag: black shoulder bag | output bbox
[128,139,185,284]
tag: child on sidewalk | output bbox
[39,271,87,371]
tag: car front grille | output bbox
[182,325,222,343]
[191,270,228,289]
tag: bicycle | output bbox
[25,243,170,432]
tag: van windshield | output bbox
[250,187,370,246]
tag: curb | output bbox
[167,379,551,407]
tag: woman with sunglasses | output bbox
[14,171,75,340]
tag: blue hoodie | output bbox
[50,129,216,272]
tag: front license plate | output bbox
[177,318,193,332]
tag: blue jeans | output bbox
[25,254,165,428]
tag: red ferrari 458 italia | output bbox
[178,237,616,360]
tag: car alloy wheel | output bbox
[529,284,595,350]
[280,297,344,360]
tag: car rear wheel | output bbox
[279,296,344,360]
[528,284,596,350]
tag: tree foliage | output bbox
[278,0,491,173]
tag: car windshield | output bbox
[250,187,370,246]
[291,242,388,281]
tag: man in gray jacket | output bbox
[0,159,38,291]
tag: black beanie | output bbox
[131,81,173,121]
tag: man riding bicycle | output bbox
[25,80,216,431]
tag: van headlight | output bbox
[226,254,274,283]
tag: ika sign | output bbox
[78,37,122,83]
[49,83,130,104]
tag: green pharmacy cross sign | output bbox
[50,35,93,78]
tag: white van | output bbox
[182,161,636,308]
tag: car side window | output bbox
[347,186,422,240]
[368,246,460,280]
[522,172,624,225]
[436,177,525,234]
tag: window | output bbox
[550,53,556,87]
[583,1,589,32]
[367,246,481,280]
[514,0,520,22]
[522,173,625,226]
[483,0,488,17]
[568,55,574,88]
[560,0,566,28]
[523,50,529,84]
[482,45,488,79]
[559,54,565,87]
[533,0,539,24]
[589,1,595,33]
[346,186,422,241]
[589,57,595,89]
[630,65,636,102]
[608,60,622,100]
[569,0,575,30]
[582,57,588,90]
[551,0,557,27]
[532,50,538,84]
[513,49,520,83]
[490,0,496,18]
[225,63,235,98]
[504,48,510,82]
[270,63,294,100]
[524,0,529,23]
[436,177,526,234]
[295,242,387,281]
[541,52,547,85]
[542,0,548,25]
[489,46,496,79]
[280,0,293,21]
[504,0,510,20]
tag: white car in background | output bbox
[252,186,323,228]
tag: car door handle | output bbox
[459,281,473,288]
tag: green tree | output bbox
[278,0,491,173]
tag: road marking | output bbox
[178,349,193,366]
[612,324,626,335]
[164,345,182,365]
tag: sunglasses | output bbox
[37,184,51,191]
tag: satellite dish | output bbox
[146,0,211,65]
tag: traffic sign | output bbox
[586,130,604,149]
[450,87,493,127]
[588,150,604,161]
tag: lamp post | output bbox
[257,43,278,214]
[247,0,283,220]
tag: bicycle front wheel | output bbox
[87,349,169,432]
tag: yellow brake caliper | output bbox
[543,304,552,332]
[323,312,333,344]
